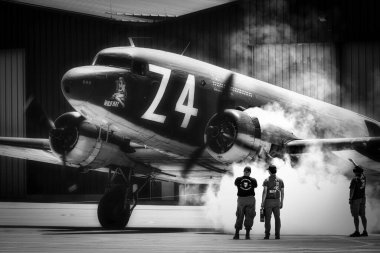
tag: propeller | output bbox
[25,95,79,192]
[182,73,234,178]
[49,121,80,193]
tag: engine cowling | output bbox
[49,112,128,168]
[204,109,298,164]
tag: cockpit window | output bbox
[94,54,132,69]
[132,60,148,76]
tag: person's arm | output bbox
[280,188,284,209]
[349,179,354,204]
[253,179,258,189]
[261,186,267,208]
[349,188,354,204]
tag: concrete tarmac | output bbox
[0,202,379,252]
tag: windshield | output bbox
[93,54,132,69]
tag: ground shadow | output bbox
[0,225,219,235]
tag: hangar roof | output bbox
[9,0,235,22]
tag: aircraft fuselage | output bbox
[61,47,376,159]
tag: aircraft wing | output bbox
[0,137,66,166]
[286,137,380,174]
[0,137,226,184]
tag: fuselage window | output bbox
[94,54,132,70]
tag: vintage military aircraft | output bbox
[0,46,379,229]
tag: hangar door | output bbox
[0,49,26,199]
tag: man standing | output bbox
[261,165,284,240]
[233,166,258,240]
[348,159,368,237]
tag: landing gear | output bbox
[98,184,131,229]
[97,166,150,229]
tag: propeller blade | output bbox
[217,73,234,114]
[24,95,55,130]
[183,73,234,177]
[182,144,207,178]
[62,150,78,193]
[62,150,67,168]
[348,158,359,167]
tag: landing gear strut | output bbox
[97,167,150,229]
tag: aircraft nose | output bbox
[61,66,101,102]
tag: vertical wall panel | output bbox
[352,45,360,112]
[375,46,380,120]
[309,44,317,98]
[366,44,374,118]
[295,44,303,94]
[0,52,5,196]
[288,44,297,92]
[358,44,366,115]
[331,45,339,106]
[282,44,290,89]
[302,44,310,97]
[0,49,26,199]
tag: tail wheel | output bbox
[97,185,131,229]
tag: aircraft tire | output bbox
[97,185,131,229]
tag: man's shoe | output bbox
[264,235,269,240]
[349,231,361,237]
[245,229,251,240]
[361,231,368,237]
[275,235,280,239]
[233,233,239,240]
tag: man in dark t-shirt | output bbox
[348,159,368,237]
[233,166,258,240]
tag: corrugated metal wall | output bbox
[0,49,26,199]
[0,0,379,198]
[341,43,380,119]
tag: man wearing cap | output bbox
[233,166,258,240]
[348,159,368,237]
[261,165,284,240]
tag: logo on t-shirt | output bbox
[240,178,252,191]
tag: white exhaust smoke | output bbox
[203,157,379,235]
[202,103,380,235]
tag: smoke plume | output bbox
[203,156,380,235]
[202,103,380,235]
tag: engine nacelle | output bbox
[205,109,297,164]
[49,112,128,168]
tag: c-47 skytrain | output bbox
[1,46,379,228]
